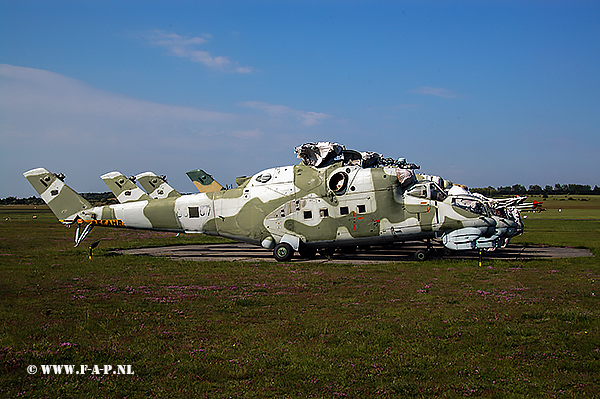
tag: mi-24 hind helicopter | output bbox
[23,142,530,261]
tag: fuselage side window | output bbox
[189,207,200,218]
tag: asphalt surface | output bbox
[120,242,593,264]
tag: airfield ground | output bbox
[122,241,593,263]
[1,197,599,397]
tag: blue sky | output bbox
[1,1,599,198]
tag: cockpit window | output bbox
[452,197,487,216]
[406,183,428,199]
[430,183,447,201]
[406,181,447,201]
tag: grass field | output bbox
[1,198,599,398]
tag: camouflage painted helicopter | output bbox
[23,142,527,261]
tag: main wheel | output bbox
[274,242,294,262]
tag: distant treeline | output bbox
[3,184,600,206]
[0,192,118,206]
[472,184,600,197]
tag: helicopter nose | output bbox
[473,216,497,235]
[492,217,519,239]
[441,217,497,251]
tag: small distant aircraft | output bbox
[519,200,544,212]
[23,142,528,261]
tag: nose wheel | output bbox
[414,249,429,261]
[414,239,435,261]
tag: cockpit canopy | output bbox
[405,181,447,202]
[450,196,491,216]
[405,181,491,217]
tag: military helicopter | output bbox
[23,142,526,261]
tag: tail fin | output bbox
[100,171,151,203]
[186,169,223,193]
[135,172,181,199]
[23,168,92,223]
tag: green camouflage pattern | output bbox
[23,168,92,222]
[101,171,150,203]
[24,153,523,259]
[135,172,181,199]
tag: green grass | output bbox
[512,195,600,256]
[1,201,599,398]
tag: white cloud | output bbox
[0,65,333,197]
[412,86,458,99]
[144,30,254,74]
[149,30,209,47]
[0,64,229,123]
[301,111,330,127]
[239,101,331,127]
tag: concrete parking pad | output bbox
[120,242,593,264]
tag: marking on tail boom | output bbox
[88,219,124,227]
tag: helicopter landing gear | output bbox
[273,242,294,262]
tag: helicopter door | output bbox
[403,182,440,229]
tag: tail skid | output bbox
[74,219,94,247]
